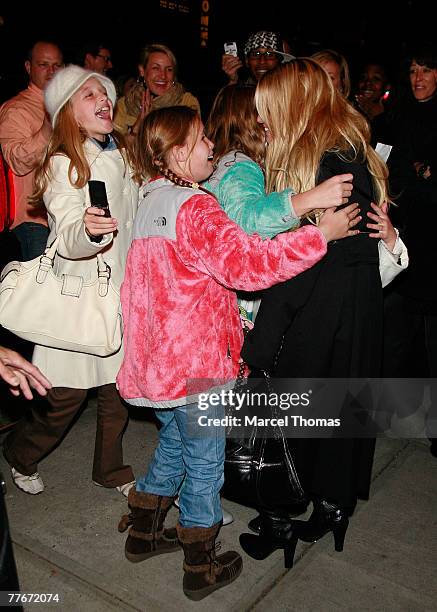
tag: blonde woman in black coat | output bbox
[240,58,395,567]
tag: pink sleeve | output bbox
[176,194,327,291]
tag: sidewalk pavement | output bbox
[1,400,436,612]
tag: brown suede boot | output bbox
[118,489,180,562]
[177,522,243,601]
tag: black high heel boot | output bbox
[248,500,309,534]
[239,510,298,568]
[291,499,349,552]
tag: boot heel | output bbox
[332,519,348,552]
[283,536,298,568]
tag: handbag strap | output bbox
[233,360,247,394]
[36,235,112,296]
[234,316,251,393]
[96,254,111,296]
[36,236,61,283]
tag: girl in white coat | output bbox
[3,66,138,496]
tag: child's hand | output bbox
[292,174,354,216]
[366,202,396,251]
[318,203,361,242]
[84,206,118,237]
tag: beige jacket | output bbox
[114,91,200,135]
[33,139,139,388]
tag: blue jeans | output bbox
[137,401,225,528]
[12,222,49,261]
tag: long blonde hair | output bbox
[32,102,128,202]
[255,58,388,206]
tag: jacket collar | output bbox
[142,176,172,196]
[84,139,103,165]
[83,136,118,165]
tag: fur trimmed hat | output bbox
[44,64,116,127]
[243,31,294,62]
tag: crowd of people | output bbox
[0,28,435,601]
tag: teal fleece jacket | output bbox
[204,152,299,239]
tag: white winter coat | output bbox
[33,139,138,388]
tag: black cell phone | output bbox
[88,180,111,217]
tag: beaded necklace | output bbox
[162,167,214,197]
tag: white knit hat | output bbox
[45,64,117,127]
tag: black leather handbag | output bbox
[222,369,305,509]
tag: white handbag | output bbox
[0,236,122,356]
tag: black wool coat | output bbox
[241,151,383,509]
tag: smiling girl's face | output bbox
[169,121,214,183]
[71,77,113,141]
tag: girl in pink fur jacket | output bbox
[116,106,360,601]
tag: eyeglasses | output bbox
[97,54,112,63]
[248,50,279,60]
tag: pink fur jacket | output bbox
[116,178,327,408]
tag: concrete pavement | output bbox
[1,400,436,611]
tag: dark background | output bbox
[0,0,432,113]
